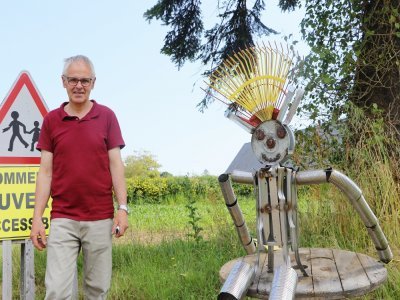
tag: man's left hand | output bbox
[112,209,129,238]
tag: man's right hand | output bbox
[30,217,47,250]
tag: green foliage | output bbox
[294,102,400,248]
[6,190,400,299]
[293,121,346,169]
[145,0,276,68]
[294,102,400,176]
[294,0,359,123]
[126,174,252,204]
[145,0,400,131]
[124,150,161,178]
[108,238,246,299]
[290,0,400,127]
[144,0,203,68]
[26,196,400,300]
[128,197,255,236]
[293,108,400,299]
[160,171,173,177]
[145,0,277,110]
[278,0,300,11]
[126,177,167,203]
[185,196,203,243]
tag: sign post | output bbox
[0,71,51,300]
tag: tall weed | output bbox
[294,103,399,262]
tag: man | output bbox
[30,55,128,299]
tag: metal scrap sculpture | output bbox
[206,43,393,299]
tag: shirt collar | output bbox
[60,100,100,121]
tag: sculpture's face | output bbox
[251,120,292,165]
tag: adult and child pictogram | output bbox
[2,111,40,152]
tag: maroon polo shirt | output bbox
[37,100,125,221]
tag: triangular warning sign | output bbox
[0,71,49,164]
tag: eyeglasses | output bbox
[63,76,93,87]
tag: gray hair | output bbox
[62,55,96,77]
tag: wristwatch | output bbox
[118,204,129,214]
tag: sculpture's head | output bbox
[251,119,294,165]
[206,42,303,166]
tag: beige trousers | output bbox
[45,218,113,300]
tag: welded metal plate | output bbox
[251,120,291,165]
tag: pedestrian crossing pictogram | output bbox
[0,71,49,164]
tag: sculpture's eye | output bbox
[255,129,265,141]
[276,125,286,139]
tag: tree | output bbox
[144,0,278,109]
[124,150,162,178]
[352,1,400,128]
[289,0,400,131]
[145,0,400,130]
[160,171,173,177]
[202,169,210,176]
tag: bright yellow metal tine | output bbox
[206,42,296,122]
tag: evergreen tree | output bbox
[145,0,278,109]
[145,0,400,129]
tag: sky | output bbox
[0,1,307,176]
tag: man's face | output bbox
[62,60,95,105]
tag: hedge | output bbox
[125,175,253,204]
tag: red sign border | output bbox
[0,71,48,164]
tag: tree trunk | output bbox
[352,0,400,131]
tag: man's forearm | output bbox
[33,170,52,219]
[112,164,127,205]
[108,147,127,205]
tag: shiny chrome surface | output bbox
[218,261,255,300]
[269,266,298,300]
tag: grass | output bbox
[2,189,399,299]
[108,198,256,300]
[126,197,256,241]
[1,199,254,299]
[296,183,400,300]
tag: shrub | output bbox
[125,175,253,204]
